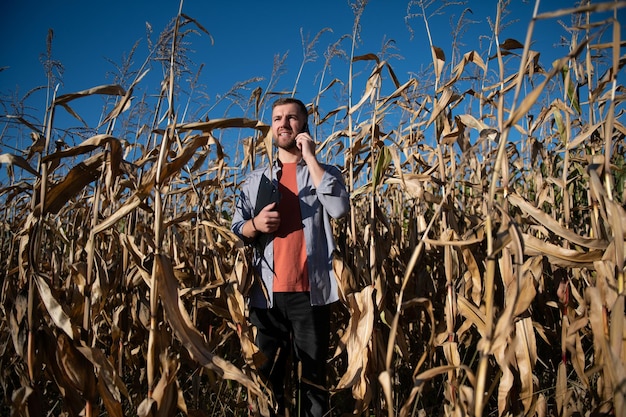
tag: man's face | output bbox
[271,103,306,150]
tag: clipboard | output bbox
[254,174,280,215]
[254,174,279,249]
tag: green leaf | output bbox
[372,145,391,190]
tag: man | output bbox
[231,97,349,416]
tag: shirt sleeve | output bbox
[314,164,350,219]
[231,175,255,243]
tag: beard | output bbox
[278,138,298,150]
[276,132,298,150]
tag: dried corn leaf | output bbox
[38,331,94,417]
[457,295,487,338]
[399,364,475,417]
[431,46,445,84]
[556,360,567,414]
[177,117,267,132]
[535,1,626,20]
[92,197,143,236]
[514,317,538,413]
[332,251,358,302]
[588,287,624,409]
[43,152,104,214]
[427,87,457,127]
[54,85,126,106]
[54,84,126,124]
[349,62,382,115]
[497,361,514,416]
[509,193,607,250]
[378,370,393,417]
[154,254,267,404]
[102,69,149,125]
[594,260,619,318]
[565,316,590,389]
[335,285,375,405]
[609,295,626,416]
[224,284,263,369]
[378,78,418,108]
[144,354,186,417]
[0,153,40,177]
[522,233,603,267]
[34,273,75,339]
[512,257,539,317]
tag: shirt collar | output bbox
[274,158,306,168]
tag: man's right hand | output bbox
[251,202,280,234]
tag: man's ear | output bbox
[301,122,310,134]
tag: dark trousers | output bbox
[250,292,330,417]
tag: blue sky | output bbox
[2,1,599,105]
[0,0,623,166]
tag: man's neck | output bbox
[277,148,301,164]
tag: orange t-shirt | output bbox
[273,163,309,292]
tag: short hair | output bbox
[272,97,308,118]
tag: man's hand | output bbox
[295,132,325,188]
[295,132,316,162]
[252,202,280,234]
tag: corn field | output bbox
[1,1,625,416]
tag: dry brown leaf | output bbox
[536,393,547,417]
[442,341,461,368]
[349,59,385,115]
[335,285,375,404]
[509,193,607,250]
[152,354,186,417]
[457,295,487,338]
[0,153,40,177]
[54,84,126,106]
[522,233,603,268]
[512,257,539,317]
[378,370,393,417]
[224,283,263,369]
[34,274,76,339]
[155,254,268,408]
[565,316,590,389]
[177,117,268,133]
[461,248,482,306]
[606,200,625,270]
[514,317,537,413]
[446,51,487,88]
[427,87,456,128]
[497,361,514,416]
[32,331,87,417]
[588,287,626,413]
[594,259,619,319]
[76,345,128,417]
[41,152,105,214]
[508,40,587,127]
[556,360,567,414]
[332,251,359,302]
[535,1,626,20]
[609,295,626,416]
[399,363,474,417]
[101,69,149,125]
[10,386,39,417]
[431,45,445,84]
